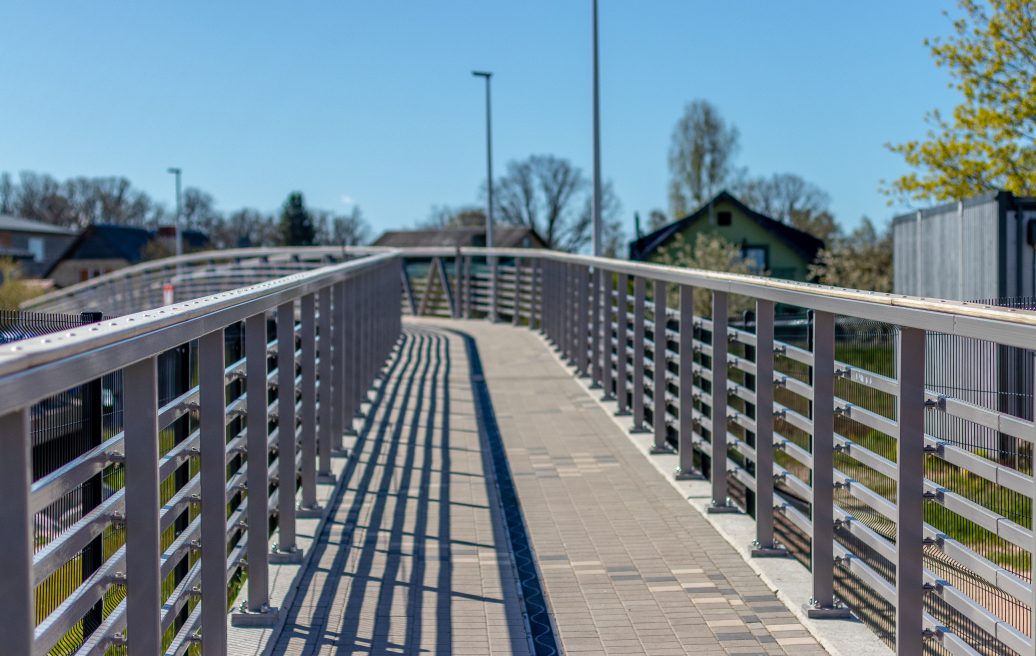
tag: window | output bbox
[28,237,44,262]
[741,245,768,272]
[717,211,732,226]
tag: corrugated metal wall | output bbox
[892,195,1001,300]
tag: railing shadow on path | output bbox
[271,325,544,655]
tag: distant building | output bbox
[46,224,209,288]
[0,214,76,277]
[628,191,824,282]
[372,225,547,249]
[892,191,1036,452]
[892,191,1036,300]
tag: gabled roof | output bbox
[373,225,547,249]
[0,214,76,236]
[44,224,211,277]
[628,190,825,262]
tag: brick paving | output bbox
[271,319,827,655]
[272,326,531,655]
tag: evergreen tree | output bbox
[279,191,316,246]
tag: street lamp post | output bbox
[591,0,603,257]
[472,70,497,321]
[167,167,183,260]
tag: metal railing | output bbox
[393,248,1036,656]
[0,252,401,655]
[7,245,1036,655]
[22,246,392,316]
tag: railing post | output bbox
[591,267,602,387]
[578,266,591,377]
[651,279,672,453]
[676,285,700,479]
[513,258,521,325]
[631,276,648,432]
[317,285,333,480]
[707,291,737,513]
[538,258,547,329]
[466,254,474,319]
[0,408,33,656]
[299,294,320,516]
[562,264,572,361]
[124,356,162,654]
[80,309,104,639]
[342,279,357,435]
[601,269,614,400]
[200,328,229,654]
[489,254,499,322]
[615,272,629,415]
[454,253,462,319]
[275,300,301,561]
[331,281,346,451]
[804,310,848,617]
[751,299,786,556]
[237,311,277,623]
[897,326,925,654]
[534,259,543,330]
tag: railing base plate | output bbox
[706,503,739,515]
[673,469,704,481]
[750,545,790,558]
[296,504,324,519]
[802,603,851,620]
[231,606,282,627]
[649,444,675,455]
[270,548,305,564]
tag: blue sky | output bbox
[0,2,958,240]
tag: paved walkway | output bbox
[272,320,826,655]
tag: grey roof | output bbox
[0,214,76,236]
[373,225,546,248]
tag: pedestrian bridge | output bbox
[3,247,1034,656]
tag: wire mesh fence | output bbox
[7,309,237,655]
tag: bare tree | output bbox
[668,100,740,217]
[314,206,371,246]
[494,154,621,253]
[207,208,277,248]
[731,172,838,242]
[10,172,160,227]
[0,173,16,215]
[419,204,486,229]
[647,209,669,231]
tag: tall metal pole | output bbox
[167,167,183,260]
[591,0,603,257]
[473,70,496,319]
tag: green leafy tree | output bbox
[886,0,1036,202]
[278,192,316,246]
[668,99,739,217]
[654,232,759,316]
[808,218,892,292]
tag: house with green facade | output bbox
[628,190,824,282]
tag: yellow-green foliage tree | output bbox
[809,219,893,292]
[0,258,42,309]
[654,232,759,317]
[887,0,1036,201]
